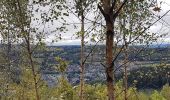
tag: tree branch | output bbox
[82,39,101,65]
[110,0,116,13]
[111,10,170,71]
[128,10,170,45]
[111,45,125,67]
[98,4,106,18]
[101,63,107,68]
[113,0,128,19]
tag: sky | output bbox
[150,0,170,44]
[32,0,170,46]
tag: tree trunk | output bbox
[80,12,85,100]
[124,42,128,100]
[123,14,128,100]
[106,19,114,100]
[99,0,115,99]
[27,41,40,100]
[99,0,127,99]
[29,53,40,100]
[15,0,40,99]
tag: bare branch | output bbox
[82,39,101,65]
[101,63,107,68]
[111,45,125,67]
[98,4,106,18]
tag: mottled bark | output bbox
[98,0,127,100]
[80,10,85,100]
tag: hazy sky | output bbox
[33,0,170,46]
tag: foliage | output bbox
[55,56,69,73]
[1,72,170,100]
[0,0,169,100]
[150,90,166,100]
[127,65,170,89]
[161,84,170,99]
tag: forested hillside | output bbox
[0,0,170,100]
